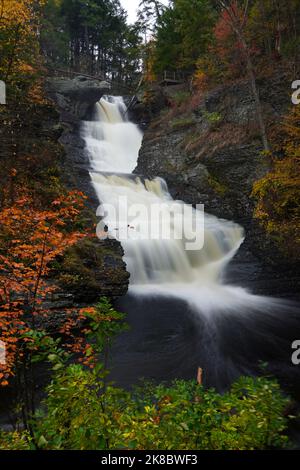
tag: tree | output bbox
[40,0,70,68]
[252,105,300,259]
[174,0,216,71]
[0,191,87,432]
[248,0,300,68]
[214,1,270,152]
[152,5,181,73]
[137,0,167,36]
[0,0,44,88]
[152,0,215,74]
[41,0,141,83]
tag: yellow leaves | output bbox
[252,106,300,259]
[1,0,30,23]
[18,63,35,74]
[0,0,46,86]
[27,78,49,105]
[0,0,45,27]
[79,307,96,316]
[192,68,209,92]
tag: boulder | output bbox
[47,76,110,121]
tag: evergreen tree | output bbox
[40,0,142,84]
[153,0,215,74]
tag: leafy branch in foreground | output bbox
[0,369,293,450]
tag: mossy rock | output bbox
[55,237,129,303]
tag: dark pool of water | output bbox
[110,292,300,397]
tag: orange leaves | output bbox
[0,191,89,385]
[214,9,234,43]
[79,307,96,316]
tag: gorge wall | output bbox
[135,72,300,298]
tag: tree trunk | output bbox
[258,0,272,57]
[239,34,270,152]
[218,1,270,152]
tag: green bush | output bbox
[171,91,191,107]
[0,298,293,451]
[22,367,291,450]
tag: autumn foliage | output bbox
[0,0,45,87]
[0,191,87,385]
[253,106,300,259]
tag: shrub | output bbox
[25,368,292,450]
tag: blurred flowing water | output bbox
[82,96,300,393]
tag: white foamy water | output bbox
[81,96,277,314]
[81,97,143,174]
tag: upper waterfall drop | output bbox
[82,96,245,293]
[82,96,143,174]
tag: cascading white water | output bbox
[82,97,143,174]
[82,96,292,317]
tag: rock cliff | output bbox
[47,76,129,304]
[136,73,300,297]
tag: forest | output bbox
[0,0,300,453]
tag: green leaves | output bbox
[81,297,128,367]
[26,368,292,451]
[42,0,142,83]
[21,329,68,370]
[153,0,216,74]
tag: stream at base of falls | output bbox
[82,96,300,393]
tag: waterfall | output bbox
[82,97,142,174]
[83,97,244,294]
[81,96,300,388]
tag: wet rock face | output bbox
[47,76,109,204]
[136,125,266,223]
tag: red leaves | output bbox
[212,1,254,78]
[214,10,233,43]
